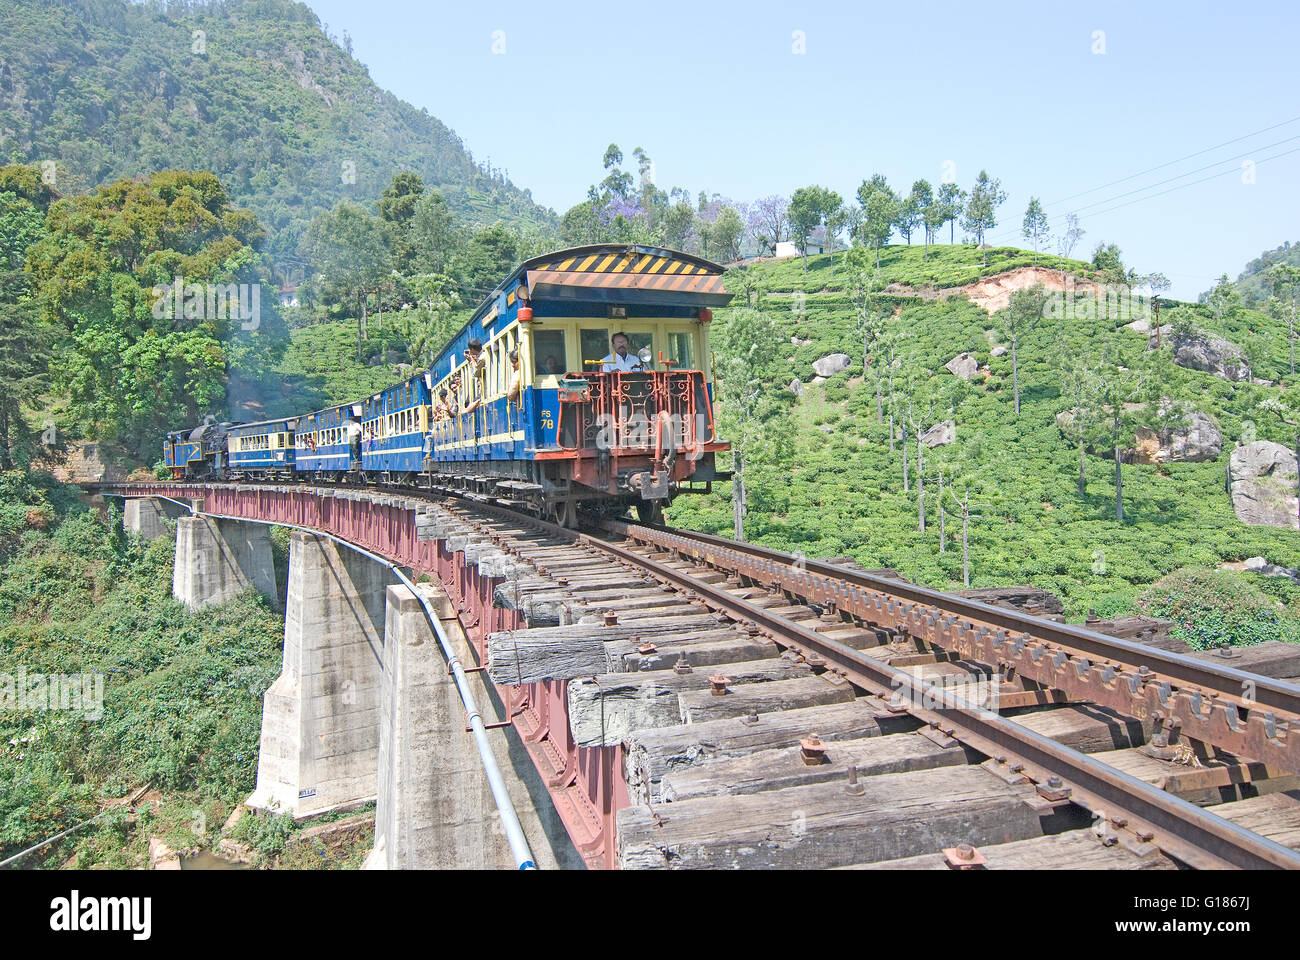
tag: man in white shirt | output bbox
[601,332,644,372]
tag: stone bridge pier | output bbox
[134,490,577,868]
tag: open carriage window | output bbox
[667,331,695,370]
[533,329,566,376]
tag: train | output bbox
[163,244,734,525]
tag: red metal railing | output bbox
[111,482,625,869]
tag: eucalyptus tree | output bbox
[961,170,1006,264]
[1021,197,1050,264]
[936,182,965,244]
[1000,283,1049,415]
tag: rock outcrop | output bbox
[812,353,853,378]
[1170,330,1249,382]
[920,420,956,447]
[944,353,979,379]
[789,378,804,397]
[1055,404,1222,464]
[1229,440,1299,529]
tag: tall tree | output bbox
[1058,348,1103,498]
[895,189,921,245]
[850,268,889,421]
[377,172,426,275]
[918,181,945,260]
[789,186,828,274]
[936,182,966,244]
[712,308,792,539]
[1056,213,1085,282]
[1204,274,1243,338]
[1266,265,1300,377]
[823,193,846,277]
[1142,271,1171,349]
[961,170,1006,264]
[1021,197,1050,264]
[305,200,390,357]
[1000,284,1049,415]
[30,171,282,456]
[750,195,790,253]
[856,175,898,269]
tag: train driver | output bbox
[601,332,643,372]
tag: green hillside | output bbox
[0,0,556,266]
[669,243,1300,625]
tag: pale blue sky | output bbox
[305,0,1299,299]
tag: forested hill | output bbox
[0,0,556,265]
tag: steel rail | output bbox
[578,529,1300,871]
[96,482,1300,867]
[614,520,1300,715]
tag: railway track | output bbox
[441,501,1300,869]
[101,481,1300,869]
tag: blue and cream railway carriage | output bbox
[164,244,733,524]
[227,417,298,479]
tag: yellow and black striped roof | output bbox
[532,246,721,278]
[468,244,729,325]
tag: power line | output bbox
[983,116,1300,245]
[1068,144,1300,220]
[1049,114,1300,205]
[1061,134,1300,218]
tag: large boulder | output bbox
[1055,403,1222,464]
[1229,441,1299,529]
[812,353,853,378]
[1170,330,1249,382]
[944,353,978,379]
[920,420,956,447]
[1159,408,1221,462]
[990,345,1008,357]
[789,378,804,397]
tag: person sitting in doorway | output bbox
[506,347,522,406]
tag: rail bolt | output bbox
[1036,776,1071,802]
[708,675,730,696]
[845,764,865,796]
[800,733,826,765]
[604,612,618,626]
[741,711,760,726]
[637,641,657,655]
[942,844,987,869]
[673,655,693,675]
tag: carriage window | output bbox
[580,329,613,370]
[626,332,655,369]
[668,331,695,370]
[533,329,566,376]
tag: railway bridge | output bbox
[99,483,1300,871]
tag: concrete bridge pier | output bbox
[248,531,394,818]
[365,582,577,870]
[123,497,178,541]
[172,515,277,609]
